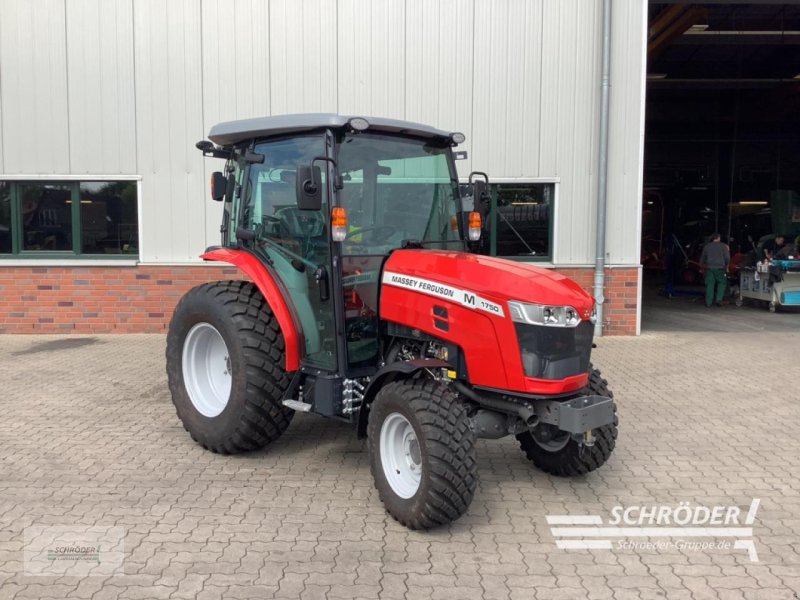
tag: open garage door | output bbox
[641,2,800,332]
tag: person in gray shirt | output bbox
[700,233,730,307]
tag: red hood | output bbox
[383,249,594,318]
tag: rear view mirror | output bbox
[468,172,491,222]
[296,165,323,211]
[473,180,487,205]
[210,171,227,201]
[225,172,235,199]
[472,179,490,220]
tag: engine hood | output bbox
[382,249,595,319]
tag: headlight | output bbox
[589,305,597,325]
[508,301,582,327]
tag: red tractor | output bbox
[167,114,617,529]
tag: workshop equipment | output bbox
[736,259,800,312]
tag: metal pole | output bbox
[594,0,612,337]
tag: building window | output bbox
[20,183,73,251]
[0,183,11,254]
[0,180,138,257]
[488,182,555,261]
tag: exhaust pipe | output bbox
[452,380,539,429]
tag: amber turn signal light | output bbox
[467,211,481,241]
[332,207,348,242]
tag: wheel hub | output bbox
[380,412,422,499]
[531,423,571,452]
[181,322,232,418]
[406,433,421,466]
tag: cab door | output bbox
[240,135,337,370]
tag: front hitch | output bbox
[454,380,615,441]
[533,395,615,435]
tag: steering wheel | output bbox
[345,225,397,244]
[274,207,325,238]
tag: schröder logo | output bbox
[546,499,760,561]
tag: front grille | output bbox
[515,320,593,379]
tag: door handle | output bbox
[315,266,330,302]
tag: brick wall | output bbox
[0,265,241,334]
[554,267,640,336]
[0,264,640,335]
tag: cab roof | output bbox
[207,113,456,146]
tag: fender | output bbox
[356,358,451,438]
[201,247,302,372]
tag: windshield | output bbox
[336,133,462,255]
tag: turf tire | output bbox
[516,367,617,476]
[367,379,477,529]
[166,280,293,454]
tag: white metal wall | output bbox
[0,0,646,266]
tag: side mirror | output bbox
[225,173,235,200]
[296,165,323,211]
[473,179,490,220]
[468,171,492,222]
[210,171,227,201]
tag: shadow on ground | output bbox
[11,336,101,356]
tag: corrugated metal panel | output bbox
[0,4,4,175]
[65,0,137,174]
[540,0,601,266]
[0,30,4,173]
[201,0,271,126]
[337,0,405,118]
[404,0,473,165]
[0,0,645,267]
[133,0,205,263]
[200,0,274,246]
[269,0,338,114]
[0,0,70,173]
[472,0,546,180]
[606,0,647,266]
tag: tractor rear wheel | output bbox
[166,281,293,454]
[367,380,477,529]
[516,367,617,476]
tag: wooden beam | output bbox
[649,5,707,58]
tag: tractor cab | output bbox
[202,115,480,380]
[167,114,617,530]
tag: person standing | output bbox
[700,233,730,307]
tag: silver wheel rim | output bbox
[379,412,422,499]
[182,322,232,418]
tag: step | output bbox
[282,399,312,412]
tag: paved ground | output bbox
[1,327,800,599]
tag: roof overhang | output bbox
[207,113,456,146]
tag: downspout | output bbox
[594,0,612,336]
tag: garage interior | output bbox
[641,1,800,328]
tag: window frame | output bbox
[466,177,561,265]
[477,178,558,263]
[336,131,463,257]
[0,175,141,260]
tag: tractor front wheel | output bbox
[166,281,293,454]
[367,380,477,529]
[516,367,618,476]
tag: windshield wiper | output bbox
[400,239,466,250]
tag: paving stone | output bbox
[0,332,798,599]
